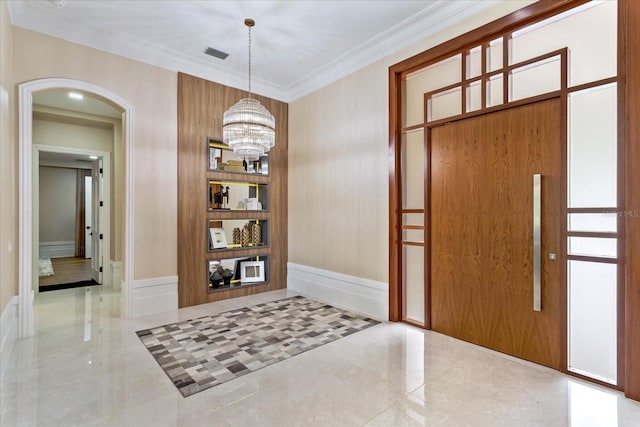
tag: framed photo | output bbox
[240,260,265,283]
[209,227,227,249]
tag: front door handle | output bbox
[533,173,541,312]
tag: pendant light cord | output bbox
[247,23,252,98]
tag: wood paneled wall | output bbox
[622,0,640,401]
[177,73,288,308]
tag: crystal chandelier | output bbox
[223,19,275,162]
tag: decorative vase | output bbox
[222,268,233,287]
[251,222,262,246]
[241,224,252,247]
[232,227,241,245]
[210,271,223,288]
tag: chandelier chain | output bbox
[247,24,252,97]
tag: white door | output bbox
[84,175,92,259]
[91,159,103,284]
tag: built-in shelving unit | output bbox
[177,72,288,308]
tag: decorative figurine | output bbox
[222,269,233,287]
[213,186,230,209]
[209,270,223,288]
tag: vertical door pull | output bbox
[533,174,541,312]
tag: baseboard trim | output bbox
[39,240,75,258]
[287,262,388,321]
[131,276,178,318]
[0,296,19,379]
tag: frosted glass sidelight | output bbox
[402,229,423,243]
[402,213,424,227]
[510,57,561,102]
[404,55,462,127]
[569,213,617,233]
[403,245,424,324]
[466,81,481,113]
[568,237,617,258]
[487,74,503,107]
[568,260,617,384]
[568,84,617,208]
[487,38,503,72]
[401,130,424,209]
[510,1,616,87]
[429,87,462,121]
[466,46,481,79]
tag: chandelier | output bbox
[223,18,275,162]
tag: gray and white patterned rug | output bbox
[136,295,380,397]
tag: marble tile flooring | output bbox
[2,284,640,426]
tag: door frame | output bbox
[389,0,626,392]
[19,78,135,337]
[33,145,111,288]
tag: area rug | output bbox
[136,295,380,397]
[39,279,101,293]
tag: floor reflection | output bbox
[569,380,618,426]
[2,288,640,426]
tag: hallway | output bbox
[2,287,640,426]
[39,256,94,289]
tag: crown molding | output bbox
[284,0,495,101]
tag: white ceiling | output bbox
[8,0,495,102]
[33,89,122,118]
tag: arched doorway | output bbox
[18,78,135,337]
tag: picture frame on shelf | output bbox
[209,227,227,250]
[240,260,265,283]
[233,257,252,280]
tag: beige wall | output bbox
[39,166,76,242]
[288,1,534,283]
[33,115,114,153]
[0,1,17,314]
[13,26,178,280]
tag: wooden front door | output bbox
[429,98,563,369]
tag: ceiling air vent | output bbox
[205,47,229,60]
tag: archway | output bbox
[18,78,135,337]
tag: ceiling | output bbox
[33,89,122,118]
[7,0,495,102]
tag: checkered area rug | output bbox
[136,295,380,397]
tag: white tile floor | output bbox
[2,284,640,426]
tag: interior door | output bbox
[91,159,103,284]
[430,99,562,369]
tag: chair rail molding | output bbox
[287,262,388,321]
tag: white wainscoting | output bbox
[287,263,388,321]
[110,261,122,290]
[0,296,19,379]
[131,276,178,318]
[39,240,75,258]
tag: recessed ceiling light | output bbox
[89,155,98,160]
[68,92,84,100]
